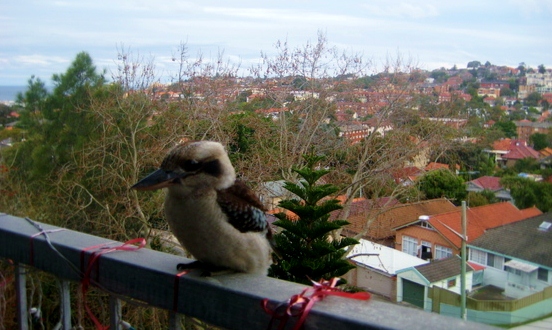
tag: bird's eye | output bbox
[182,159,202,172]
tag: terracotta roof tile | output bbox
[492,138,512,151]
[344,198,457,240]
[428,203,542,248]
[425,162,449,171]
[468,176,502,191]
[503,143,539,160]
[469,213,552,268]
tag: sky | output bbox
[1,0,551,86]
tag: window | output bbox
[486,253,504,270]
[435,245,453,260]
[470,249,486,265]
[487,254,495,267]
[507,267,522,276]
[538,268,549,282]
[420,241,432,260]
[402,235,418,256]
[420,221,433,229]
[447,278,457,288]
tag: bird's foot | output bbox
[176,261,230,277]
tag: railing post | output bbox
[109,295,122,330]
[15,263,28,330]
[168,311,182,330]
[59,279,72,329]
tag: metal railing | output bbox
[0,213,494,329]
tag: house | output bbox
[393,202,542,260]
[257,180,291,211]
[396,256,474,310]
[466,176,513,202]
[345,239,428,300]
[468,213,552,299]
[342,198,457,247]
[501,140,540,167]
[424,162,448,171]
[337,122,370,144]
[392,166,424,186]
[485,138,541,168]
[515,120,552,143]
[483,138,512,166]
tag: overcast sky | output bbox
[1,0,551,86]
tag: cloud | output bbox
[361,1,440,19]
[13,55,69,66]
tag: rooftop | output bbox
[349,239,428,275]
[402,256,474,283]
[426,203,542,248]
[344,198,457,241]
[469,212,552,268]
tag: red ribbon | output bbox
[262,278,370,330]
[172,270,190,312]
[80,238,146,330]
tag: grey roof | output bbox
[414,256,474,283]
[258,180,288,198]
[469,212,552,268]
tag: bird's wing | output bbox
[217,180,268,233]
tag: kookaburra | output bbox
[132,141,275,275]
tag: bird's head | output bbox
[131,141,236,193]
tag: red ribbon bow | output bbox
[262,278,370,330]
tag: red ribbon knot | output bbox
[262,277,370,330]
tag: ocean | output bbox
[0,86,27,102]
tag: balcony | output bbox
[0,213,493,329]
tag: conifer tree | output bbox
[269,155,358,285]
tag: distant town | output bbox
[1,58,552,328]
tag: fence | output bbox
[431,285,552,312]
[0,213,492,329]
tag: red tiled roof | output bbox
[492,138,512,151]
[468,176,502,191]
[344,198,457,240]
[425,162,449,171]
[467,261,485,271]
[427,203,542,248]
[539,147,552,158]
[503,143,539,160]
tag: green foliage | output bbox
[492,121,517,138]
[269,155,358,285]
[467,61,481,69]
[525,92,542,107]
[513,157,540,174]
[418,169,467,204]
[467,190,498,207]
[529,133,549,151]
[500,176,552,212]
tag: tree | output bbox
[513,157,540,173]
[493,120,517,138]
[269,155,358,285]
[467,189,497,207]
[501,177,552,212]
[418,169,467,204]
[500,86,515,97]
[525,92,542,107]
[529,133,549,151]
[430,70,448,83]
[538,64,546,74]
[467,61,481,69]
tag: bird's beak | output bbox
[131,169,185,191]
